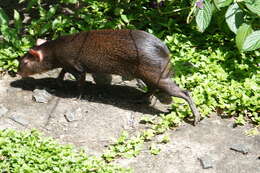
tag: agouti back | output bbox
[18,29,200,124]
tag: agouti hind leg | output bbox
[156,78,201,125]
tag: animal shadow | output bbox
[10,77,163,115]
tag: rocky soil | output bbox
[0,70,259,173]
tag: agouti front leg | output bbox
[76,72,86,99]
[57,69,66,80]
[56,69,67,88]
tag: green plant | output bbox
[188,0,260,52]
[0,0,258,125]
[102,131,144,162]
[0,129,130,172]
[149,143,161,155]
[245,126,260,136]
[166,30,259,125]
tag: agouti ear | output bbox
[36,39,47,46]
[29,49,44,62]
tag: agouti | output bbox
[18,29,200,124]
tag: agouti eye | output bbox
[23,60,29,65]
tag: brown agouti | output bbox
[18,29,200,124]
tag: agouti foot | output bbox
[193,113,201,126]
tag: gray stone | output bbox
[230,144,249,154]
[32,89,52,103]
[198,155,213,169]
[64,108,83,122]
[0,105,8,117]
[10,114,29,126]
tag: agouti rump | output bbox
[18,29,200,124]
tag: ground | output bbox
[0,70,259,173]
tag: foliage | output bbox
[165,31,259,125]
[0,129,131,172]
[102,131,144,162]
[0,0,259,125]
[0,0,259,166]
[188,0,260,52]
[102,112,180,162]
[245,126,260,136]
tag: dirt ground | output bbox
[0,70,259,173]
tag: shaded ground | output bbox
[0,70,259,173]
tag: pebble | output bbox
[32,89,52,103]
[64,107,83,122]
[198,155,213,169]
[10,114,29,126]
[0,105,8,117]
[230,144,249,154]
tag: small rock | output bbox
[198,155,213,169]
[230,144,249,154]
[33,89,52,103]
[0,105,8,117]
[10,114,29,126]
[64,108,83,122]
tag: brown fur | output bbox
[18,29,201,125]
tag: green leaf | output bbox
[195,0,213,32]
[14,10,22,34]
[121,14,129,23]
[236,23,253,51]
[225,3,245,33]
[27,0,39,9]
[0,7,9,25]
[242,30,260,51]
[61,0,78,4]
[244,0,260,16]
[235,114,246,125]
[213,0,233,9]
[150,143,161,155]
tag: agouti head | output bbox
[18,39,53,77]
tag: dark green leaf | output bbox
[225,3,245,33]
[213,0,233,9]
[195,0,213,32]
[236,23,253,51]
[242,30,260,51]
[27,0,39,9]
[0,8,9,25]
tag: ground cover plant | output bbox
[0,129,131,172]
[0,0,259,170]
[0,0,258,124]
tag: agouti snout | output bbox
[18,29,200,125]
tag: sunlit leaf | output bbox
[195,0,213,32]
[225,3,245,33]
[242,30,260,51]
[121,14,129,23]
[236,23,253,51]
[244,0,260,16]
[14,10,22,34]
